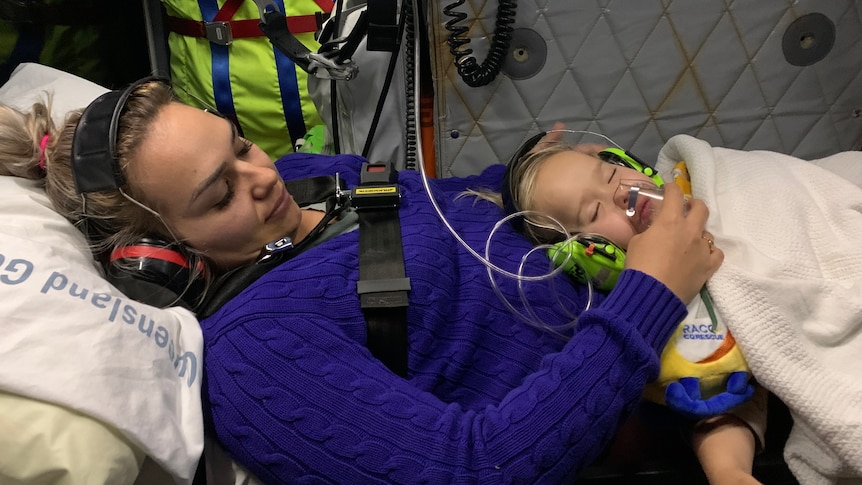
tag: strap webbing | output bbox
[355,162,410,377]
[284,174,340,206]
[165,13,322,39]
[258,9,315,72]
[357,208,409,377]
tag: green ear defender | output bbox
[597,147,665,186]
[549,235,626,291]
[548,147,664,291]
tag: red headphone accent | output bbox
[112,245,187,268]
[109,245,204,273]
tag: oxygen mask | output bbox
[618,179,688,232]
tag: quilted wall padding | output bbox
[428,0,862,177]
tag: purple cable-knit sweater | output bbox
[200,153,686,484]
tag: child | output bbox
[492,129,767,484]
[494,127,862,484]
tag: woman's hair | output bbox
[468,142,583,244]
[0,81,213,296]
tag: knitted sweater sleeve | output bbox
[202,154,686,484]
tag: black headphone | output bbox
[501,130,663,291]
[71,76,204,310]
[71,79,349,311]
[105,237,205,309]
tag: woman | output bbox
[0,78,720,483]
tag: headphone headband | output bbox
[71,76,170,194]
[501,131,548,232]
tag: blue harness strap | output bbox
[197,0,243,135]
[272,0,306,144]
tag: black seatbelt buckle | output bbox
[351,162,401,210]
[351,185,400,210]
[205,21,233,45]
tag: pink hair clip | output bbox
[38,134,50,170]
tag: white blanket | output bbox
[656,135,862,485]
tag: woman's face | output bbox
[129,103,303,269]
[529,150,657,249]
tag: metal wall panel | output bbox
[429,0,862,177]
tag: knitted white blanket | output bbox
[656,135,862,484]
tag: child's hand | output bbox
[624,183,723,304]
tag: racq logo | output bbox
[681,323,725,341]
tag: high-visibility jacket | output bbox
[162,0,333,159]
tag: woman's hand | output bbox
[624,183,723,304]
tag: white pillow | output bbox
[0,64,203,485]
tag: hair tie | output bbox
[38,134,50,171]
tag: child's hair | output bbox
[0,81,213,297]
[469,142,587,244]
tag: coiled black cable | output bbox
[403,0,418,170]
[442,0,517,87]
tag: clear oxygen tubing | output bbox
[486,214,593,338]
[409,0,617,336]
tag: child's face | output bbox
[530,150,657,249]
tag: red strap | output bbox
[314,0,335,12]
[168,15,320,37]
[167,13,323,38]
[167,0,335,39]
[286,14,323,33]
[214,0,245,21]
